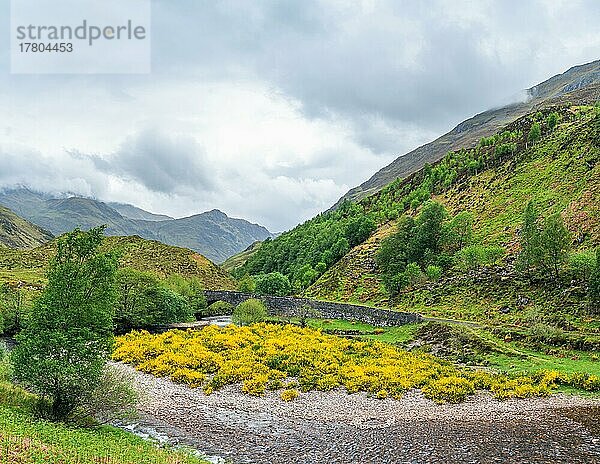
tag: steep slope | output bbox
[140,210,272,264]
[0,189,271,262]
[0,205,53,249]
[221,241,263,272]
[334,60,600,207]
[0,235,237,291]
[307,104,599,317]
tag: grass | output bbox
[0,347,208,464]
[0,401,208,463]
[267,317,419,344]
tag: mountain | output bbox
[0,205,53,249]
[142,210,271,264]
[108,202,173,221]
[333,60,600,207]
[0,188,271,262]
[0,234,237,291]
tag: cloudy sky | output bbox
[1,0,599,231]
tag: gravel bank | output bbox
[119,363,600,464]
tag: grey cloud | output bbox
[86,130,215,195]
[150,0,600,146]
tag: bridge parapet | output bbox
[204,290,421,327]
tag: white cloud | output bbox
[0,0,599,231]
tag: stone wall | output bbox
[204,290,421,327]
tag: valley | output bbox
[1,60,599,463]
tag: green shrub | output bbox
[255,272,292,296]
[115,269,194,331]
[238,274,256,293]
[403,262,424,287]
[568,250,596,281]
[232,299,267,326]
[202,300,234,317]
[482,245,505,264]
[73,364,139,424]
[425,265,442,281]
[163,275,207,318]
[455,245,483,270]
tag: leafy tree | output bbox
[148,287,191,325]
[588,249,600,314]
[0,283,27,335]
[293,264,318,291]
[410,201,447,263]
[238,274,256,293]
[12,227,118,420]
[539,213,571,281]
[315,262,327,275]
[114,268,161,331]
[115,269,193,330]
[528,122,541,145]
[232,299,267,326]
[164,274,207,317]
[546,112,559,131]
[443,211,474,252]
[344,214,376,247]
[376,215,415,290]
[255,272,292,296]
[517,200,542,277]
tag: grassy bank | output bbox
[0,365,208,463]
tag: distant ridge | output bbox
[0,188,271,262]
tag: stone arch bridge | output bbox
[204,290,421,327]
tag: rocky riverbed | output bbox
[117,363,600,464]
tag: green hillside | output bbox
[306,104,599,323]
[237,101,598,287]
[0,206,53,249]
[221,240,263,272]
[235,101,599,333]
[0,235,237,292]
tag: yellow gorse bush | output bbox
[112,323,587,403]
